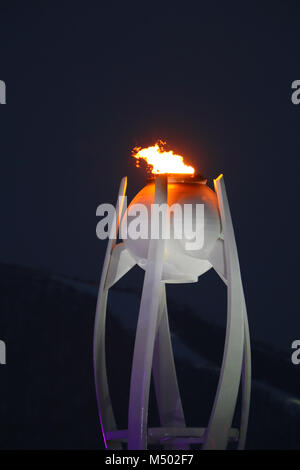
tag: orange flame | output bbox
[132,140,195,175]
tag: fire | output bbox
[132,141,195,175]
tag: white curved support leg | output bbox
[93,177,127,449]
[152,284,188,450]
[94,288,120,449]
[128,175,168,450]
[203,175,245,450]
[238,306,251,449]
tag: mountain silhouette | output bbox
[0,263,299,449]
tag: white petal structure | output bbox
[93,174,251,450]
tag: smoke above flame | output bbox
[132,140,195,175]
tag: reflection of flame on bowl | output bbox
[122,177,221,282]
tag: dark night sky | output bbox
[1,1,300,348]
